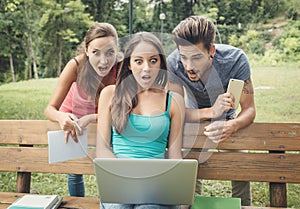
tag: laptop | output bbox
[93,158,198,205]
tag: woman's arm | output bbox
[77,113,97,127]
[167,92,185,159]
[204,78,256,142]
[96,85,116,158]
[44,56,82,127]
[44,55,85,142]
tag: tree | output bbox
[0,0,23,82]
[22,0,43,80]
[82,0,128,38]
[39,0,93,77]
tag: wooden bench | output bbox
[1,120,299,209]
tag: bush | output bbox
[286,7,298,20]
[271,21,300,62]
[239,30,266,55]
[215,24,246,44]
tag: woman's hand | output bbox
[57,112,80,143]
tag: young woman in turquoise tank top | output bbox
[96,32,186,209]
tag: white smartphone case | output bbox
[226,78,244,109]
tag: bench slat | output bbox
[0,120,97,145]
[1,120,299,151]
[185,152,300,183]
[2,147,300,183]
[183,122,300,151]
[0,147,95,174]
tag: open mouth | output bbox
[187,69,199,80]
[187,69,197,74]
[142,75,151,80]
[187,70,197,75]
[98,66,109,72]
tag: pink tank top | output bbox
[59,82,97,118]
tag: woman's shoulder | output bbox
[169,91,183,101]
[100,85,116,98]
[104,84,116,90]
[169,91,185,109]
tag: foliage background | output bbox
[0,0,300,83]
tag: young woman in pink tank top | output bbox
[45,22,121,197]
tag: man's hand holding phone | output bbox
[211,93,234,118]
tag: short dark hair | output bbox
[172,16,216,51]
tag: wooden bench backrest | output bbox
[1,120,300,183]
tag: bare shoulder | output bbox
[75,54,85,64]
[167,82,184,97]
[60,58,79,81]
[170,91,185,109]
[100,85,116,100]
[64,54,84,72]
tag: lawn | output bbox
[0,65,299,208]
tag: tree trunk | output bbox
[29,32,38,79]
[33,58,38,79]
[24,0,39,80]
[9,52,16,82]
[57,37,62,76]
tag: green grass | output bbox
[0,65,300,208]
[0,78,57,119]
[252,66,300,122]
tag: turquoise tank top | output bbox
[112,92,173,159]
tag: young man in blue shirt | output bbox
[167,15,256,206]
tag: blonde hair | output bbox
[172,16,216,51]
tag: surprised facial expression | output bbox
[179,42,212,82]
[129,41,161,89]
[86,36,117,77]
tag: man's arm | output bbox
[168,78,255,142]
[167,82,232,122]
[204,78,256,142]
[229,77,256,131]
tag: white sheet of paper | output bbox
[48,129,88,164]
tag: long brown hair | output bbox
[111,32,167,134]
[172,16,216,51]
[76,22,118,102]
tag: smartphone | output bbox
[226,78,244,109]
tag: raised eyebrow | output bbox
[91,48,100,52]
[106,47,115,51]
[191,53,204,58]
[92,47,115,52]
[132,55,143,59]
[179,53,203,58]
[150,54,160,59]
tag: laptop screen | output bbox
[93,158,198,205]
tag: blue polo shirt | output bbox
[167,44,251,119]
